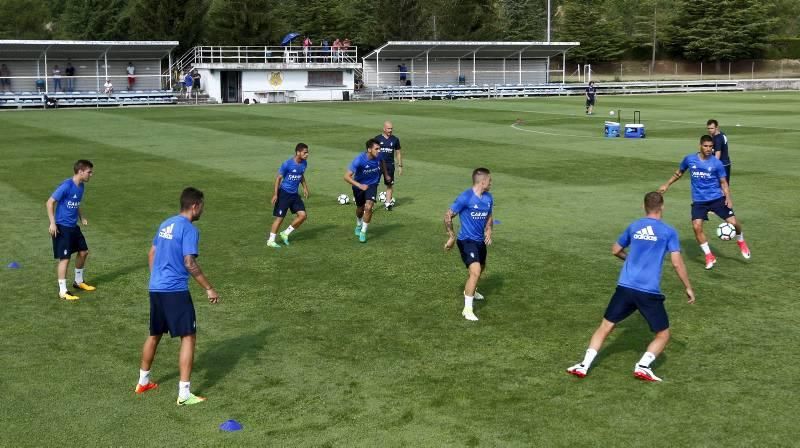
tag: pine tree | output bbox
[205,0,277,45]
[57,0,129,40]
[557,0,627,63]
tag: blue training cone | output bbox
[219,419,243,432]
[7,262,20,269]
[493,220,501,225]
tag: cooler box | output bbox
[624,123,646,138]
[604,121,620,138]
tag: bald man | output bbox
[374,121,403,210]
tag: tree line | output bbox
[0,0,797,62]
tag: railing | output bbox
[171,45,358,73]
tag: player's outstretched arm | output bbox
[301,175,309,198]
[184,254,219,304]
[78,207,87,226]
[444,210,456,250]
[396,149,403,175]
[720,178,733,208]
[344,170,366,190]
[148,245,156,272]
[658,169,684,193]
[271,174,283,205]
[670,251,695,304]
[484,214,493,245]
[46,197,58,236]
[611,242,627,260]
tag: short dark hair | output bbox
[295,143,308,152]
[73,159,93,173]
[706,119,719,127]
[700,134,714,144]
[180,187,204,211]
[472,167,491,184]
[644,191,664,213]
[365,138,380,150]
[589,81,595,86]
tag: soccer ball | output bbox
[337,194,350,205]
[378,191,387,202]
[609,110,615,116]
[716,222,736,240]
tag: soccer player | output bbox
[267,143,310,248]
[374,121,403,210]
[135,187,219,406]
[344,139,384,243]
[566,192,695,382]
[46,159,96,301]
[658,135,751,269]
[444,168,493,322]
[585,81,597,115]
[707,119,731,183]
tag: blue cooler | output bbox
[604,121,620,138]
[624,123,646,138]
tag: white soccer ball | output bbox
[609,110,615,116]
[716,222,737,241]
[378,191,387,202]
[337,194,350,205]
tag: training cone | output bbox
[219,419,243,432]
[7,262,20,269]
[493,220,501,225]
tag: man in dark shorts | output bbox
[344,139,384,243]
[134,187,219,406]
[585,81,597,115]
[659,135,751,269]
[267,143,310,247]
[46,159,96,301]
[444,168,494,321]
[707,119,731,183]
[566,192,695,382]
[374,120,403,210]
[192,70,201,92]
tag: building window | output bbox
[308,71,343,86]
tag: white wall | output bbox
[198,68,354,103]
[363,58,549,87]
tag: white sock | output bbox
[361,222,369,232]
[581,348,598,367]
[268,233,276,242]
[638,351,657,368]
[285,225,295,235]
[356,217,363,226]
[737,233,744,242]
[138,369,150,386]
[74,268,84,284]
[58,279,67,295]
[178,381,191,400]
[464,294,474,309]
[700,242,711,255]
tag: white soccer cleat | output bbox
[566,363,588,378]
[462,307,479,321]
[633,365,662,382]
[464,290,485,300]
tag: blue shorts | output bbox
[586,97,595,106]
[457,239,487,268]
[691,196,734,221]
[52,225,88,259]
[149,291,197,337]
[352,184,378,207]
[604,285,669,333]
[273,188,305,217]
[383,163,395,186]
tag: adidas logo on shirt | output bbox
[158,223,175,240]
[72,194,78,199]
[633,225,658,241]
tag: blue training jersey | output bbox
[616,217,681,295]
[450,188,493,242]
[51,178,84,227]
[679,153,726,203]
[278,157,307,194]
[712,132,730,166]
[149,215,199,292]
[349,152,382,185]
[375,134,401,164]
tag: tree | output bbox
[556,0,628,63]
[0,0,53,39]
[205,0,278,45]
[57,0,129,41]
[432,0,500,41]
[127,0,208,52]
[498,0,548,41]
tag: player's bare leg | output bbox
[692,219,716,269]
[176,334,205,405]
[279,211,306,245]
[57,258,78,300]
[267,216,284,247]
[462,263,482,321]
[359,201,374,242]
[385,185,394,209]
[567,319,615,377]
[136,334,162,394]
[725,216,750,259]
[634,329,670,382]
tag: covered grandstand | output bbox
[0,40,178,108]
[361,41,579,98]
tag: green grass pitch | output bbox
[1,92,798,447]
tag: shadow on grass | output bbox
[92,263,145,284]
[287,223,336,242]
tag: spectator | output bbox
[0,64,10,92]
[52,64,62,92]
[399,63,407,84]
[183,71,193,98]
[342,38,351,61]
[302,36,312,62]
[321,39,330,63]
[333,38,342,62]
[36,78,45,93]
[192,70,201,94]
[65,62,75,93]
[127,62,136,90]
[103,79,113,97]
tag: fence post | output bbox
[620,63,623,81]
[751,61,755,79]
[675,62,678,76]
[700,61,703,80]
[728,62,731,80]
[780,60,784,78]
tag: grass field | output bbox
[1,92,798,447]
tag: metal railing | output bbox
[171,45,358,73]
